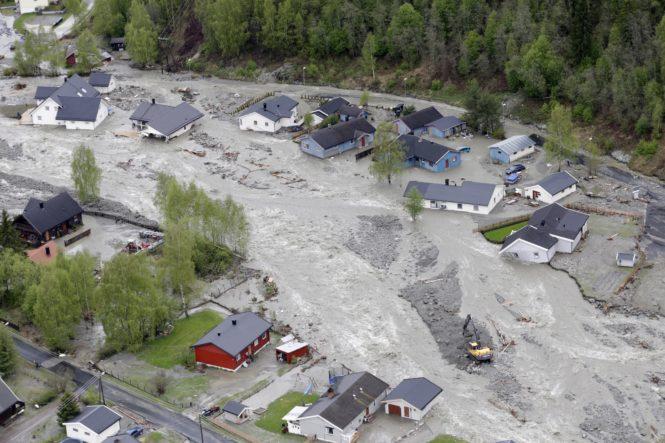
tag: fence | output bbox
[84,210,161,231]
[564,202,643,219]
[232,91,275,115]
[64,228,91,246]
[475,213,532,234]
[102,368,191,410]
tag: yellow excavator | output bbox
[463,315,493,362]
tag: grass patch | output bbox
[138,310,222,369]
[483,221,528,243]
[163,376,209,405]
[13,12,35,33]
[255,391,319,434]
[429,435,468,443]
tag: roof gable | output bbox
[309,119,376,150]
[55,96,102,122]
[383,377,442,410]
[425,116,465,132]
[89,72,112,87]
[241,95,298,121]
[399,107,443,130]
[528,203,589,240]
[501,225,558,251]
[193,312,272,356]
[317,97,349,116]
[223,400,249,416]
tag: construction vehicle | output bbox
[463,315,493,362]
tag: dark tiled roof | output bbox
[309,118,376,150]
[0,377,23,413]
[528,203,589,240]
[130,101,204,137]
[425,116,465,132]
[36,74,100,108]
[536,171,578,196]
[299,372,388,429]
[317,97,349,116]
[338,104,364,117]
[241,95,298,121]
[55,96,102,122]
[89,72,112,87]
[20,192,83,235]
[404,181,499,206]
[110,37,125,44]
[65,405,121,434]
[223,400,249,416]
[501,225,558,251]
[398,106,443,131]
[384,377,442,410]
[34,86,58,100]
[193,312,272,356]
[398,134,455,164]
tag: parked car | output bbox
[202,406,220,417]
[458,146,471,153]
[505,164,526,175]
[505,173,521,185]
[127,426,144,437]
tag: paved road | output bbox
[11,335,234,443]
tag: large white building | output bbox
[129,99,204,141]
[63,405,121,443]
[500,203,589,263]
[16,0,49,14]
[31,75,109,130]
[404,180,505,215]
[238,95,299,133]
[522,171,578,204]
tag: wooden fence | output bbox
[475,213,532,234]
[64,228,91,246]
[232,91,275,115]
[564,202,643,219]
[84,210,161,231]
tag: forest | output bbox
[88,0,665,174]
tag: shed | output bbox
[489,135,537,164]
[222,400,251,424]
[616,252,637,268]
[383,377,442,421]
[276,340,309,363]
[109,37,125,51]
[63,405,122,443]
[0,377,25,426]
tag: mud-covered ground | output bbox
[1,61,665,442]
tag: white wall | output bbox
[31,98,60,125]
[65,420,120,443]
[97,78,116,94]
[424,186,504,215]
[239,112,276,132]
[18,0,49,14]
[500,240,555,263]
[508,145,536,162]
[383,399,431,421]
[525,183,577,204]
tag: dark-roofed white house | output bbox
[489,135,537,164]
[130,99,204,141]
[13,192,84,245]
[63,405,121,443]
[283,371,389,443]
[239,95,299,133]
[404,180,505,215]
[88,72,116,94]
[383,377,442,421]
[222,400,251,423]
[399,134,461,172]
[522,171,578,203]
[31,75,109,130]
[192,312,272,371]
[0,376,25,426]
[299,119,376,158]
[500,203,589,263]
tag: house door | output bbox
[387,404,401,415]
[360,136,366,148]
[445,159,449,168]
[532,190,540,199]
[403,407,410,418]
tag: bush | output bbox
[430,79,442,91]
[96,343,119,360]
[34,389,58,406]
[3,67,17,77]
[192,238,233,278]
[573,104,593,124]
[153,371,170,396]
[634,140,659,158]
[80,388,99,405]
[186,59,205,73]
[596,135,616,154]
[635,115,652,137]
[491,127,506,139]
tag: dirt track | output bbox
[1,62,665,442]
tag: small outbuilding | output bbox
[616,252,637,268]
[222,400,251,424]
[0,376,25,426]
[276,340,309,363]
[425,115,466,138]
[130,99,204,141]
[63,405,122,443]
[522,171,578,204]
[109,37,125,51]
[399,134,461,172]
[383,377,442,421]
[489,135,537,164]
[89,72,116,94]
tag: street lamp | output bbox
[303,66,307,86]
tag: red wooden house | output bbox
[192,312,272,371]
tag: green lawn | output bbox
[483,221,528,243]
[164,375,209,405]
[138,310,222,368]
[429,435,468,443]
[13,13,35,33]
[255,391,319,434]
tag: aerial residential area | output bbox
[0,1,665,443]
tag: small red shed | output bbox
[192,312,272,372]
[275,341,309,363]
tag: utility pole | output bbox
[99,373,106,405]
[199,414,204,443]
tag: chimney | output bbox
[326,387,335,399]
[152,98,156,105]
[217,332,221,336]
[263,103,267,110]
[39,202,44,209]
[232,319,237,326]
[45,246,51,256]
[445,179,449,186]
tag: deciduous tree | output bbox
[387,3,424,66]
[0,327,17,377]
[404,187,424,221]
[361,32,376,79]
[75,30,101,75]
[57,392,80,425]
[71,145,101,204]
[160,220,196,318]
[0,210,22,252]
[0,250,37,308]
[369,123,405,185]
[125,0,159,67]
[545,103,577,170]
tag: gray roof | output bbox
[535,171,578,195]
[223,400,249,416]
[309,118,376,150]
[65,405,121,434]
[501,225,558,251]
[0,377,23,413]
[36,74,100,107]
[404,180,499,206]
[338,103,364,117]
[299,372,388,429]
[317,97,349,116]
[102,435,139,443]
[56,96,102,122]
[489,135,536,155]
[528,203,589,240]
[384,377,442,410]
[193,312,272,356]
[19,192,83,235]
[241,95,298,121]
[425,116,465,132]
[110,37,125,44]
[130,101,204,137]
[35,86,58,100]
[617,252,636,262]
[398,134,456,164]
[398,106,443,131]
[89,72,112,87]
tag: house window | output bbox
[265,122,269,127]
[473,205,479,211]
[253,120,257,125]
[533,252,539,257]
[84,432,90,436]
[239,119,242,125]
[37,116,42,121]
[457,203,462,209]
[45,106,49,111]
[73,428,79,432]
[236,354,241,361]
[262,332,267,339]
[254,339,259,346]
[326,427,334,435]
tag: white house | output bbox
[238,95,299,133]
[63,405,121,443]
[500,203,589,263]
[16,0,49,14]
[404,180,505,215]
[522,171,578,204]
[129,99,204,141]
[88,72,116,94]
[489,135,537,164]
[383,377,442,421]
[282,372,389,443]
[31,75,109,130]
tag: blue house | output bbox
[300,119,376,158]
[425,115,466,138]
[489,135,537,164]
[395,106,465,139]
[398,134,461,172]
